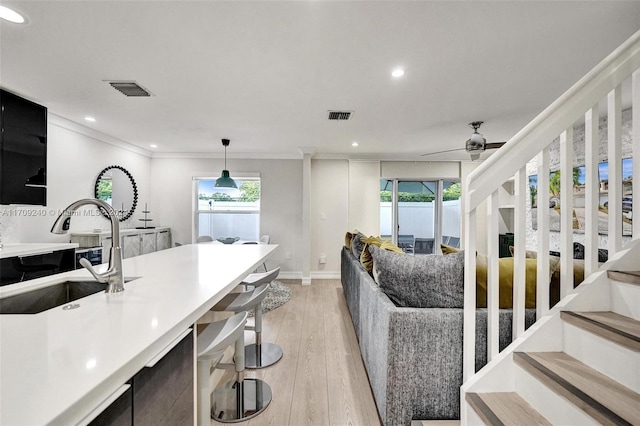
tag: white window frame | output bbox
[192,175,261,242]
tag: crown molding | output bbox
[48,113,152,158]
[151,151,304,160]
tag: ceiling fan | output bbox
[421,121,506,160]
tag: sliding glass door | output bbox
[380,179,461,254]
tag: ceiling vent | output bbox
[107,81,152,97]
[327,110,353,121]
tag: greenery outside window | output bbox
[195,177,261,241]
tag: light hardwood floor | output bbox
[211,279,381,426]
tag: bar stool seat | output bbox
[197,310,272,424]
[213,268,284,369]
[240,268,280,289]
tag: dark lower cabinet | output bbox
[133,329,194,425]
[88,328,194,426]
[0,248,75,286]
[90,384,133,426]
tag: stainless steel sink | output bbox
[0,277,140,314]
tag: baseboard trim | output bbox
[277,271,340,281]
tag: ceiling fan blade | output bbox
[484,142,506,150]
[421,147,466,156]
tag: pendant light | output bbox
[215,138,237,188]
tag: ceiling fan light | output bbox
[469,132,485,145]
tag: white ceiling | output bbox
[1,1,639,160]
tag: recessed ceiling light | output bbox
[0,5,25,24]
[392,68,405,78]
[352,141,359,147]
[84,116,96,122]
[149,144,158,148]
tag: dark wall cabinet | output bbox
[89,328,194,426]
[0,248,75,286]
[0,88,48,206]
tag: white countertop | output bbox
[0,243,277,425]
[0,243,79,259]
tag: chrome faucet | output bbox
[51,198,125,293]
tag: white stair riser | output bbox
[514,363,598,426]
[464,402,488,426]
[563,322,640,393]
[610,281,640,320]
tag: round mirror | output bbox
[94,165,138,221]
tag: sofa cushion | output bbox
[351,232,367,259]
[369,246,465,308]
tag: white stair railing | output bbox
[462,28,640,384]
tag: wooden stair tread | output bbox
[607,270,640,285]
[515,352,640,425]
[561,311,640,352]
[466,392,551,426]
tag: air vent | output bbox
[327,110,353,121]
[108,81,152,97]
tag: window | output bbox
[194,177,261,241]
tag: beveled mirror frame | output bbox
[94,165,139,222]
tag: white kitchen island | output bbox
[0,243,277,425]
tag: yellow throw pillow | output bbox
[475,256,541,309]
[379,240,404,253]
[441,244,461,254]
[508,245,538,258]
[360,236,384,273]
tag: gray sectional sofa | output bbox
[341,247,535,425]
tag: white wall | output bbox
[149,157,303,274]
[348,160,381,236]
[380,161,459,179]
[1,115,151,244]
[311,159,349,275]
[461,161,488,253]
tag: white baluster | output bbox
[536,148,550,318]
[513,167,527,338]
[632,71,640,239]
[585,106,600,276]
[487,190,500,361]
[608,85,623,254]
[560,127,574,299]
[463,208,477,383]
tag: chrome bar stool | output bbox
[212,268,283,369]
[198,311,272,423]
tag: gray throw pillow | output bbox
[351,232,367,260]
[370,246,465,308]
